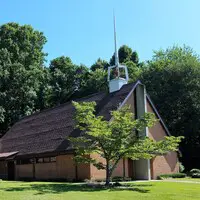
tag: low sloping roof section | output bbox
[0,151,18,160]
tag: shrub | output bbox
[179,162,185,173]
[157,173,186,179]
[189,169,200,178]
[190,169,200,174]
[123,177,132,181]
[112,176,123,182]
[112,176,132,182]
[84,178,106,183]
[192,173,200,178]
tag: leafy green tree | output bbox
[110,45,139,65]
[0,23,47,134]
[109,45,141,82]
[48,56,104,105]
[72,64,90,98]
[90,58,109,71]
[49,56,78,105]
[118,45,133,63]
[0,23,47,68]
[0,62,43,133]
[35,67,52,110]
[131,51,139,64]
[82,69,108,95]
[69,101,182,185]
[125,61,141,82]
[140,45,200,170]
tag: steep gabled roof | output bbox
[0,80,171,158]
[0,81,140,157]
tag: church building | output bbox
[0,18,179,181]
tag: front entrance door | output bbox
[7,161,15,180]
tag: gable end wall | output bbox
[147,99,179,179]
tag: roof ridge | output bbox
[121,80,141,89]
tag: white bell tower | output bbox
[107,14,129,93]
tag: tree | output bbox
[83,69,108,95]
[109,45,141,81]
[72,64,90,98]
[140,45,200,170]
[110,45,139,65]
[125,61,141,82]
[90,58,109,71]
[118,45,133,63]
[0,23,47,68]
[0,23,47,134]
[0,62,44,133]
[48,56,108,106]
[49,56,78,105]
[131,51,139,64]
[48,56,108,105]
[35,67,52,110]
[69,101,182,185]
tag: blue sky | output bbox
[1,0,200,67]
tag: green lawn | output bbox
[0,180,200,200]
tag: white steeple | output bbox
[107,13,129,93]
[113,13,119,69]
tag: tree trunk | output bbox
[105,159,111,186]
[105,157,122,186]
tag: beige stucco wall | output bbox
[147,100,179,179]
[77,162,90,180]
[112,158,129,178]
[16,164,33,179]
[125,91,135,113]
[90,154,130,180]
[14,154,90,181]
[35,163,57,180]
[90,153,106,180]
[56,154,76,180]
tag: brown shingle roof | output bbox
[0,82,139,157]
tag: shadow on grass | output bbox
[2,183,152,195]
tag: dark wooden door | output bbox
[7,161,15,180]
[128,159,133,178]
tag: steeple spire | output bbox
[113,12,119,67]
[108,12,129,93]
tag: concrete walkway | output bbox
[121,179,200,184]
[163,179,200,184]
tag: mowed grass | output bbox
[0,180,200,200]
